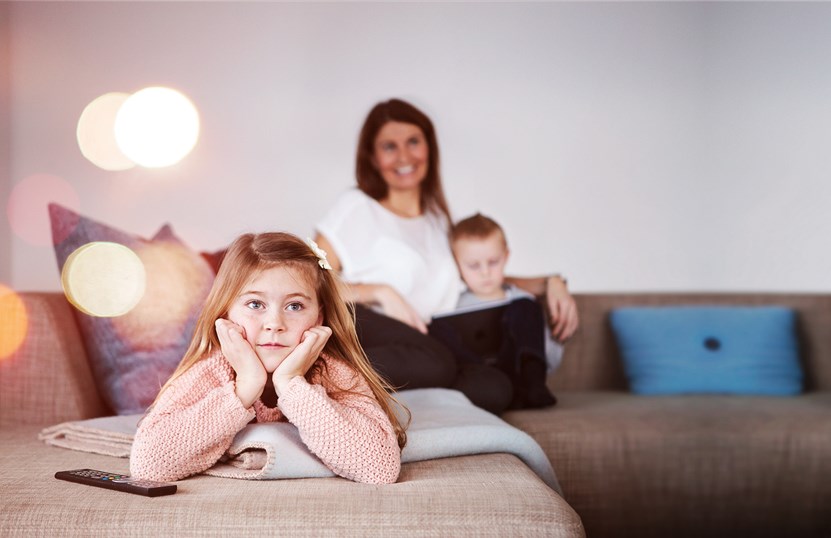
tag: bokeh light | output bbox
[114,87,200,168]
[76,92,136,171]
[0,285,28,360]
[61,242,146,317]
[112,241,213,347]
[7,174,81,247]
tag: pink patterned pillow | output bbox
[49,204,214,414]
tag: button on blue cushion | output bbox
[609,306,803,395]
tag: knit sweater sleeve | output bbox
[129,351,255,482]
[277,355,401,484]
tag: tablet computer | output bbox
[429,300,510,357]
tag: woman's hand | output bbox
[215,319,267,408]
[374,285,428,334]
[272,326,333,397]
[546,277,579,343]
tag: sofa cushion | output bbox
[504,391,831,538]
[609,306,803,395]
[3,425,585,537]
[49,204,214,414]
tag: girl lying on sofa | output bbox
[130,232,407,484]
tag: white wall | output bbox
[699,3,831,291]
[5,2,831,293]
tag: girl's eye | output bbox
[380,142,396,152]
[488,259,501,267]
[467,263,480,271]
[246,300,265,310]
[286,302,303,312]
[408,137,422,147]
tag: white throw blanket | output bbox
[39,388,560,493]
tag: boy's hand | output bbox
[272,326,332,397]
[215,319,267,408]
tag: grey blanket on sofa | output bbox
[39,388,560,493]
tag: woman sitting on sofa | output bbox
[314,98,579,414]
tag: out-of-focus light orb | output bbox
[61,242,146,317]
[77,92,136,171]
[113,241,214,347]
[0,285,28,360]
[7,174,81,247]
[114,87,200,168]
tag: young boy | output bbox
[430,213,557,409]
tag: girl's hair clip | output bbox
[305,238,333,270]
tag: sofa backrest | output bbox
[1,293,109,427]
[551,293,831,392]
[4,291,830,426]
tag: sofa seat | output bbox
[505,391,831,538]
[0,425,584,537]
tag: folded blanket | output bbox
[39,414,138,458]
[40,388,560,493]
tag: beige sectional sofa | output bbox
[2,291,830,537]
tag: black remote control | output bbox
[55,469,177,497]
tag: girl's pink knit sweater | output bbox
[129,350,401,484]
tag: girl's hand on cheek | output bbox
[272,326,332,397]
[215,319,267,408]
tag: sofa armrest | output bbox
[1,293,109,427]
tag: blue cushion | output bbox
[609,306,803,396]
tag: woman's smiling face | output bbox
[226,265,321,373]
[372,121,429,194]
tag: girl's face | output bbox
[372,121,429,194]
[226,265,322,373]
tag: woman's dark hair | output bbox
[355,98,452,224]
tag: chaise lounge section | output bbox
[0,292,583,537]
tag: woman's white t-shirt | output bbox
[316,189,462,323]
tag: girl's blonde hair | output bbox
[157,232,408,448]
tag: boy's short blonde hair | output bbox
[450,213,507,248]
